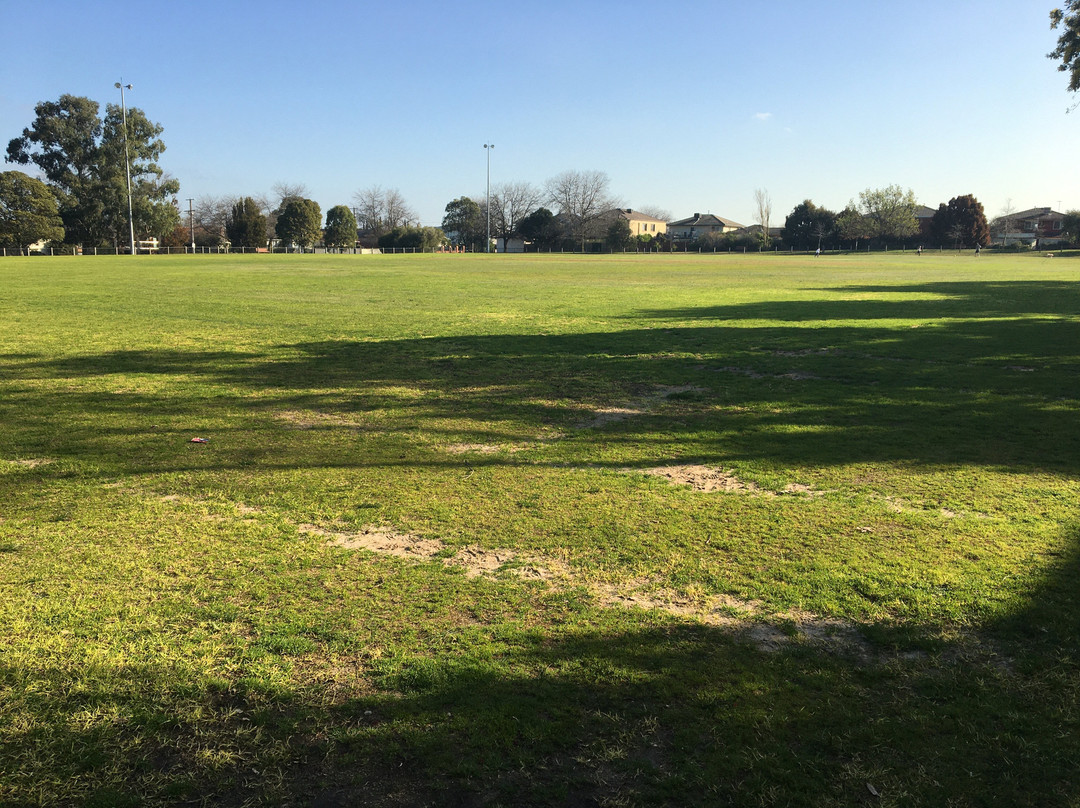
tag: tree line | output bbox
[4,84,1079,255]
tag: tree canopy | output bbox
[0,170,65,252]
[857,185,918,244]
[225,197,267,250]
[323,205,358,251]
[352,186,414,238]
[491,182,542,249]
[441,197,484,249]
[929,195,990,248]
[518,207,561,250]
[6,94,178,248]
[275,198,322,249]
[1050,2,1080,93]
[782,200,837,251]
[545,170,617,250]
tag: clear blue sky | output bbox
[2,0,1075,227]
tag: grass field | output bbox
[1,251,1078,807]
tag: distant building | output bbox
[1013,207,1065,244]
[667,213,744,242]
[607,209,668,237]
[914,205,937,237]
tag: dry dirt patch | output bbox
[276,410,369,430]
[445,443,503,455]
[577,385,704,430]
[633,465,762,493]
[302,524,567,580]
[3,458,53,468]
[627,465,822,497]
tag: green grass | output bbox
[1,251,1078,806]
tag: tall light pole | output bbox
[484,143,494,253]
[114,81,136,255]
[187,198,195,252]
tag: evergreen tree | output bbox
[225,197,268,250]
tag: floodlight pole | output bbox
[115,81,136,255]
[484,143,494,253]
[187,198,195,252]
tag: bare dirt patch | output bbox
[633,465,762,493]
[300,524,445,561]
[577,385,704,430]
[711,366,820,381]
[592,580,870,658]
[627,465,822,497]
[303,524,567,580]
[4,458,53,468]
[445,443,503,454]
[276,410,369,430]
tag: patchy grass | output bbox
[0,251,1078,806]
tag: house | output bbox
[668,213,745,242]
[608,209,668,237]
[736,224,784,242]
[1003,207,1067,245]
[914,205,937,237]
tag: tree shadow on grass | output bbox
[2,280,1078,477]
[4,530,1078,807]
[2,281,1079,805]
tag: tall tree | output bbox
[783,200,837,250]
[753,188,772,248]
[352,186,415,237]
[1060,210,1080,245]
[857,185,918,244]
[6,93,177,248]
[518,206,561,250]
[836,204,868,250]
[928,195,990,248]
[605,218,632,251]
[441,197,484,249]
[544,170,618,251]
[0,170,65,252]
[324,205,358,251]
[192,195,233,247]
[275,198,322,250]
[1050,3,1080,93]
[490,181,542,250]
[225,197,268,250]
[994,199,1018,246]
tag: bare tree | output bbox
[544,169,619,250]
[193,194,234,246]
[383,188,416,229]
[995,199,1017,246]
[635,204,673,222]
[272,182,310,209]
[754,188,772,248]
[490,181,543,249]
[352,185,416,237]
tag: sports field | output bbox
[1,251,1078,806]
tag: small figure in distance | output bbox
[917,245,923,256]
[975,243,981,257]
[815,247,821,257]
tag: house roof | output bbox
[1014,207,1064,220]
[914,205,937,218]
[669,213,745,229]
[611,208,668,224]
